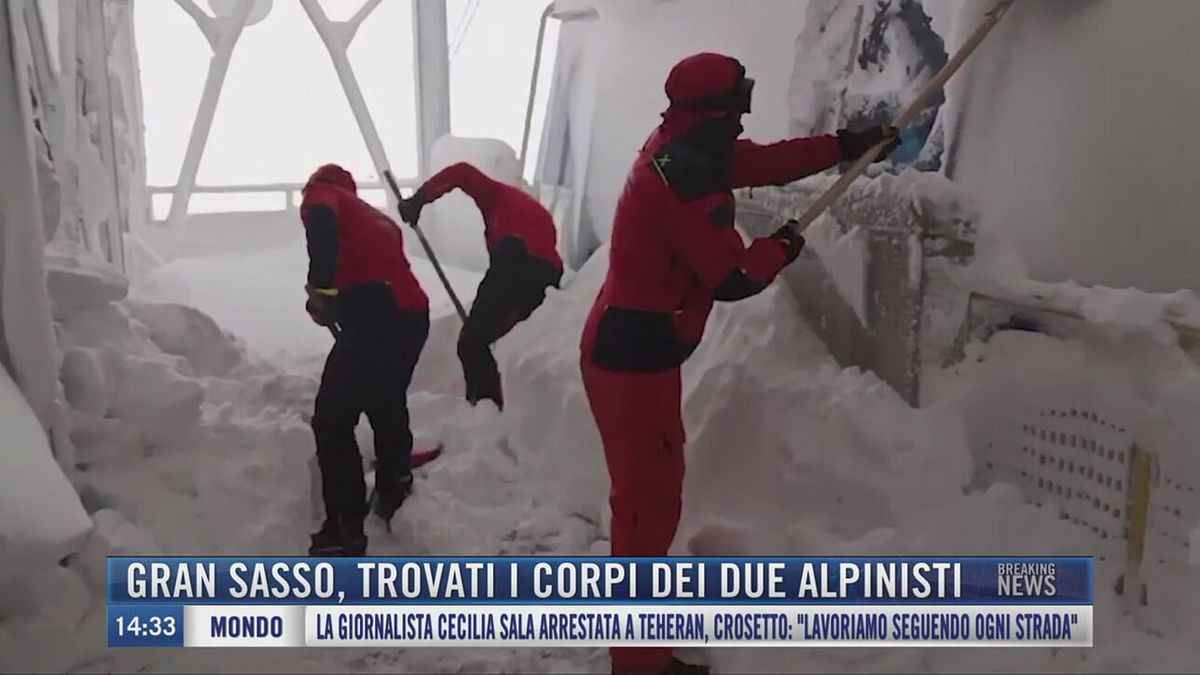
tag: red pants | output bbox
[581,360,685,674]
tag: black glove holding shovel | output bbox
[836,124,901,162]
[397,196,426,225]
[771,219,806,266]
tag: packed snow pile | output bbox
[420,136,526,274]
[6,231,1200,671]
[0,254,324,671]
[0,228,596,673]
[133,234,482,383]
[501,245,1200,673]
[0,365,91,586]
[973,276,1200,346]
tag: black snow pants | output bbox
[458,235,563,407]
[311,283,429,525]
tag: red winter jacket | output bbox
[582,55,843,373]
[416,162,563,270]
[301,164,429,311]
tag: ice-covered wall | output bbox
[790,0,948,170]
[542,0,809,266]
[550,0,1200,294]
[38,0,147,272]
[1,0,58,426]
[940,0,1200,293]
[0,0,147,600]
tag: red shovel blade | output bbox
[411,445,443,469]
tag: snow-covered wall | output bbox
[1,0,58,425]
[548,0,1200,295]
[0,0,148,601]
[542,0,809,266]
[941,0,1200,293]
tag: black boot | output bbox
[466,388,504,411]
[309,517,367,556]
[371,471,414,522]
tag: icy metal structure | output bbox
[1,0,59,423]
[164,0,262,231]
[736,173,974,407]
[790,0,949,171]
[163,0,450,228]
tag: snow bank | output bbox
[0,365,91,585]
[133,234,482,375]
[495,244,1200,672]
[972,275,1200,346]
[44,244,130,321]
[126,301,248,377]
[501,251,609,524]
[421,136,525,274]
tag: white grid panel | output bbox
[973,383,1135,544]
[964,330,1200,636]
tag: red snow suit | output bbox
[415,162,563,270]
[580,53,843,674]
[301,164,429,311]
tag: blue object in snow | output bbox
[889,127,923,164]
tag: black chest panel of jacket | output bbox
[590,138,730,374]
[649,137,730,202]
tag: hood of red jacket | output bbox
[660,52,746,136]
[306,163,357,194]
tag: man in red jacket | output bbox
[580,53,897,675]
[400,162,563,409]
[301,163,430,556]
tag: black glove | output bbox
[399,197,425,225]
[836,125,900,162]
[772,220,805,265]
[304,285,338,327]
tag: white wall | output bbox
[1,0,59,426]
[948,0,1200,293]
[550,0,809,259]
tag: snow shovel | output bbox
[787,0,1019,237]
[382,169,470,323]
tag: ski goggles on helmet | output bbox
[674,69,755,115]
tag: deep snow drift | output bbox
[5,230,1200,671]
[134,236,482,389]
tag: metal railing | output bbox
[146,178,420,219]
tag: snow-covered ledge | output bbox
[735,170,977,406]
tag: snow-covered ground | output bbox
[133,233,483,373]
[6,227,1200,672]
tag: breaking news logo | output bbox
[106,556,1093,648]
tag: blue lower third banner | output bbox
[106,557,1093,647]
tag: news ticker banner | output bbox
[107,556,1093,648]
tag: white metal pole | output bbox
[299,0,392,201]
[411,0,450,179]
[166,0,255,230]
[519,3,554,176]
